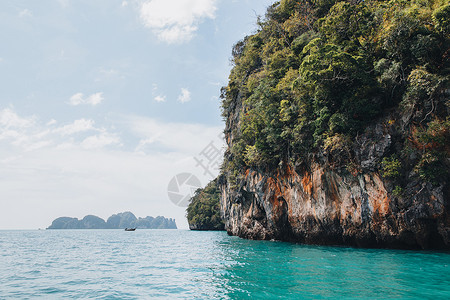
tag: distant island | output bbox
[47,212,177,229]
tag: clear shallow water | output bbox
[0,230,449,299]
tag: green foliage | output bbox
[186,179,224,230]
[291,31,320,55]
[318,1,375,53]
[299,38,380,140]
[381,156,402,178]
[401,68,441,110]
[432,3,450,34]
[323,133,351,154]
[392,185,404,197]
[415,117,450,149]
[220,0,449,175]
[414,152,445,183]
[410,117,450,183]
[244,144,262,166]
[374,58,404,105]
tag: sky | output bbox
[0,0,277,229]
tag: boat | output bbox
[124,228,136,231]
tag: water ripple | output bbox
[0,230,449,299]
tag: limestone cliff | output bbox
[220,88,450,250]
[220,105,449,250]
[217,0,449,249]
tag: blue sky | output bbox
[0,0,276,229]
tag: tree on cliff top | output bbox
[221,0,449,185]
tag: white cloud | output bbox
[46,119,57,126]
[25,140,52,152]
[0,109,116,151]
[19,9,32,18]
[0,108,224,229]
[122,1,128,7]
[69,93,84,105]
[86,92,104,105]
[0,109,51,151]
[81,133,120,149]
[139,0,217,44]
[69,92,104,106]
[151,84,166,102]
[177,88,191,103]
[0,108,35,129]
[54,119,95,136]
[154,95,166,102]
[126,114,222,154]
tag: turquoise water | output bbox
[0,230,449,299]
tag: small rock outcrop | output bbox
[187,179,225,231]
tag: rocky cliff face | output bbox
[220,163,449,249]
[217,0,449,250]
[219,96,449,250]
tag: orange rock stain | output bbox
[301,171,313,195]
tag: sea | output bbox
[0,230,449,299]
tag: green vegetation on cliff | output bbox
[187,179,225,230]
[221,0,449,186]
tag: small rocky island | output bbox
[187,179,225,231]
[47,212,177,229]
